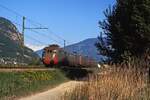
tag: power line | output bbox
[1,18,66,48]
[0,4,22,17]
[5,17,63,45]
[29,29,63,45]
[0,28,49,47]
[25,19,69,45]
[0,3,41,28]
[10,20,63,46]
[25,35,48,45]
[0,3,71,47]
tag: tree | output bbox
[96,0,150,62]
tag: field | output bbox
[0,69,68,100]
[62,59,150,100]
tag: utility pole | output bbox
[64,40,66,49]
[64,40,67,56]
[22,16,25,46]
[21,16,48,64]
[21,16,25,64]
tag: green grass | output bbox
[0,69,68,100]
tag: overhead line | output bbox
[0,3,22,17]
[0,3,71,45]
[10,21,63,45]
[25,35,48,45]
[28,29,63,45]
[0,28,49,46]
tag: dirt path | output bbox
[19,81,82,100]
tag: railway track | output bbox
[0,65,98,72]
[0,66,56,72]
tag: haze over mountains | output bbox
[0,17,39,64]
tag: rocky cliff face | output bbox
[0,17,39,64]
[0,17,22,42]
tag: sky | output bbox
[0,0,115,51]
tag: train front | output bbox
[42,45,59,67]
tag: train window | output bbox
[53,50,57,53]
[47,50,52,53]
[48,50,52,53]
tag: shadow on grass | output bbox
[60,67,93,80]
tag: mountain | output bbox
[0,17,39,64]
[65,38,106,61]
[36,49,44,58]
[36,38,106,62]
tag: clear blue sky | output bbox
[0,0,115,50]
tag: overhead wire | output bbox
[0,3,70,46]
[0,27,49,53]
[10,21,61,45]
[0,3,22,17]
[25,35,48,45]
[12,20,63,45]
[28,29,63,45]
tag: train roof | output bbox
[44,44,60,50]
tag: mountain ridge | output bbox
[65,38,105,61]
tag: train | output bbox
[42,44,97,68]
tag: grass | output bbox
[0,69,68,100]
[62,58,150,100]
[0,64,45,67]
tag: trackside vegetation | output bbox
[62,58,150,100]
[0,69,68,100]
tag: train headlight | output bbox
[97,64,101,68]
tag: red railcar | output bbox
[42,44,97,68]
